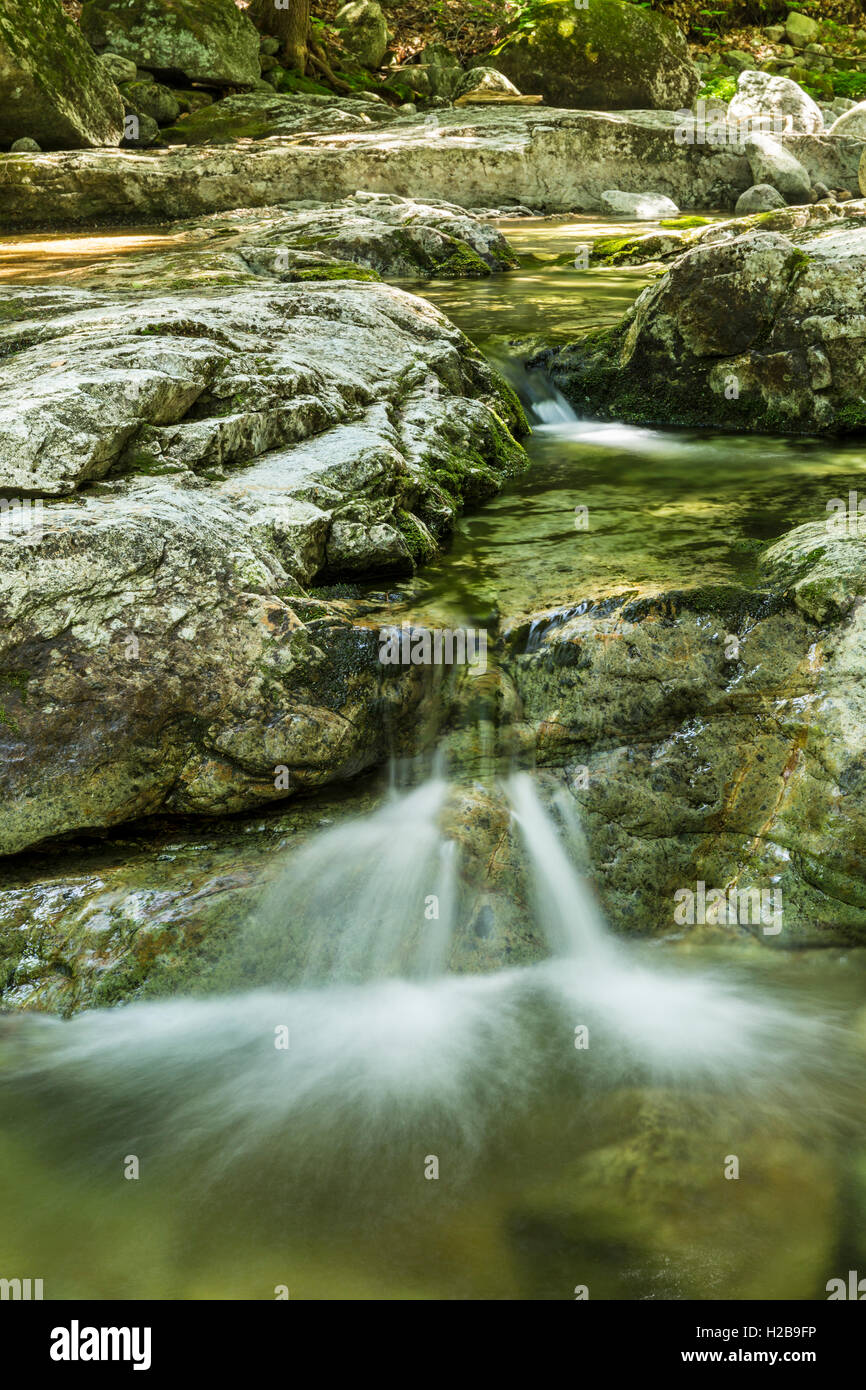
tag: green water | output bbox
[367,218,866,627]
[1,218,865,1303]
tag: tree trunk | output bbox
[248,0,312,74]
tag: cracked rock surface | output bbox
[0,272,526,856]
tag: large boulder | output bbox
[537,213,866,434]
[494,0,699,111]
[335,1,389,70]
[0,265,526,856]
[0,0,125,150]
[1,107,860,227]
[236,193,520,278]
[80,0,260,88]
[728,69,824,135]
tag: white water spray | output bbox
[0,773,848,1181]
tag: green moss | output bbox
[0,670,31,702]
[275,71,333,96]
[394,509,433,565]
[834,402,866,434]
[292,263,381,282]
[659,216,712,229]
[0,707,19,734]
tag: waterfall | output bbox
[0,772,846,1181]
[507,771,613,963]
[242,775,457,985]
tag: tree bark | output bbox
[248,0,312,74]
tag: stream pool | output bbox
[0,216,864,1301]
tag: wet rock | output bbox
[235,193,519,279]
[80,0,261,89]
[494,0,699,110]
[0,0,125,151]
[505,532,866,945]
[735,182,787,214]
[509,1091,838,1297]
[728,69,824,134]
[537,212,866,434]
[0,275,526,855]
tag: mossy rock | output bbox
[80,0,261,88]
[0,0,125,149]
[493,0,699,111]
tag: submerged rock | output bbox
[80,0,261,88]
[0,0,125,150]
[0,276,526,855]
[494,0,699,111]
[538,212,866,434]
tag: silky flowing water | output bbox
[1,219,865,1301]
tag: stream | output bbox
[0,218,864,1301]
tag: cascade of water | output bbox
[251,776,457,985]
[0,771,850,1192]
[519,367,578,426]
[506,771,614,963]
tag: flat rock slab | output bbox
[1,106,864,228]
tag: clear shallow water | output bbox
[377,218,866,627]
[0,219,865,1301]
